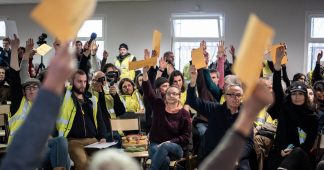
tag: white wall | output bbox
[0,0,323,77]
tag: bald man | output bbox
[91,71,125,141]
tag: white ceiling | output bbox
[0,0,152,5]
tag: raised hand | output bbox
[10,34,20,50]
[217,40,226,57]
[25,38,34,53]
[144,49,150,60]
[103,50,109,60]
[90,42,99,56]
[159,57,167,71]
[189,65,198,87]
[274,45,285,71]
[229,45,235,56]
[317,50,323,63]
[143,49,150,81]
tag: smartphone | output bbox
[285,144,294,151]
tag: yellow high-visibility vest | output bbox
[56,90,98,137]
[115,55,135,80]
[8,97,32,143]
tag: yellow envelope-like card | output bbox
[270,44,288,64]
[152,30,162,58]
[191,47,207,69]
[233,14,275,99]
[31,0,96,42]
[129,57,157,70]
[36,44,52,56]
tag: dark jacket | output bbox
[0,81,10,104]
[67,92,108,140]
[186,85,254,160]
[97,91,125,134]
[268,70,318,152]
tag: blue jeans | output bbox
[196,123,208,136]
[148,142,183,170]
[41,136,71,169]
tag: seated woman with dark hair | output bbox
[266,46,318,170]
[142,59,191,170]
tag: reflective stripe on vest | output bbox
[298,127,306,144]
[57,90,98,137]
[8,97,30,142]
[120,91,143,112]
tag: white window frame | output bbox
[77,16,106,60]
[305,12,324,72]
[0,18,9,47]
[171,13,225,71]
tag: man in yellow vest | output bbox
[57,70,108,170]
[115,43,136,81]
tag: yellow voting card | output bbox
[233,14,275,99]
[270,44,288,64]
[191,47,207,69]
[152,30,162,58]
[129,57,157,70]
[31,0,96,42]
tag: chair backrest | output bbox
[0,105,10,115]
[110,118,140,131]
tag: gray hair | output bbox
[88,149,141,170]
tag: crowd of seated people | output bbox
[2,29,324,170]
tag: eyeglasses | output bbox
[25,85,39,91]
[225,93,243,98]
[166,92,180,96]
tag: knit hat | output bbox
[119,43,128,50]
[154,77,168,89]
[22,78,41,89]
[290,81,307,94]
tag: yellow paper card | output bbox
[270,44,288,64]
[191,47,207,69]
[30,0,96,42]
[36,44,52,56]
[129,57,157,70]
[233,14,275,99]
[152,30,162,58]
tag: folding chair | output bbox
[110,118,149,168]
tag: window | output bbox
[171,14,224,71]
[306,13,324,72]
[77,18,105,60]
[0,20,6,48]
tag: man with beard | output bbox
[57,69,108,170]
[115,43,136,81]
[0,66,10,104]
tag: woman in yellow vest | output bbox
[115,43,136,81]
[118,78,144,113]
